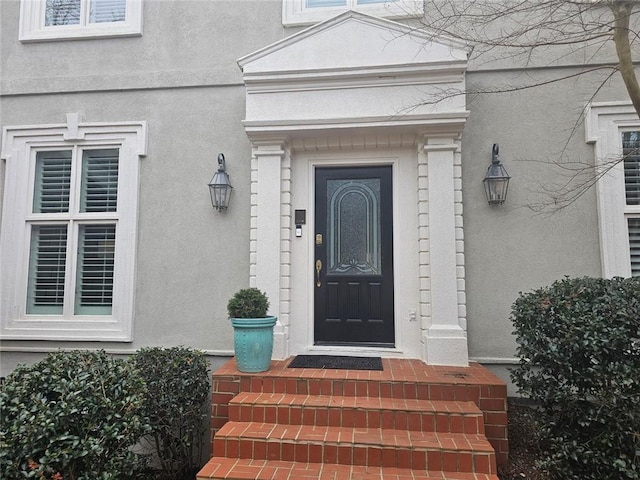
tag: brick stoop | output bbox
[197,358,507,480]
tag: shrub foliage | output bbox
[134,347,210,480]
[0,350,150,480]
[510,276,640,479]
[227,287,270,318]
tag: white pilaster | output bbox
[250,142,290,359]
[420,139,469,366]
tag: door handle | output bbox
[315,259,322,287]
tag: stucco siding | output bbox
[464,68,628,362]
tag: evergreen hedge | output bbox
[510,276,640,479]
[0,350,150,480]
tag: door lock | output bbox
[315,259,322,287]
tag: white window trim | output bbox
[0,114,147,341]
[585,101,640,278]
[19,0,143,42]
[282,0,423,27]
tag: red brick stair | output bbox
[197,358,507,480]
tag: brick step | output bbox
[197,457,500,480]
[213,421,496,474]
[237,375,490,402]
[229,392,485,434]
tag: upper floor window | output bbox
[0,115,147,340]
[282,0,422,26]
[19,0,142,42]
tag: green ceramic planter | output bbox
[230,316,277,373]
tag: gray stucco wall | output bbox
[462,68,630,363]
[0,0,286,373]
[0,0,632,381]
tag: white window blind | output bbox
[624,131,640,277]
[26,225,68,314]
[75,224,116,315]
[81,149,119,212]
[89,0,126,23]
[33,151,72,213]
[623,131,640,206]
[306,0,346,7]
[26,147,120,317]
[629,218,640,277]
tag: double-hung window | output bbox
[19,0,143,42]
[586,102,640,278]
[0,115,146,340]
[282,0,423,26]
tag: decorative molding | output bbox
[584,102,639,278]
[2,117,148,160]
[453,140,466,330]
[279,148,293,336]
[243,113,469,141]
[242,65,467,92]
[417,142,431,333]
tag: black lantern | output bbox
[208,153,233,211]
[483,144,510,205]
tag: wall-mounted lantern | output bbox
[208,153,233,211]
[483,144,510,205]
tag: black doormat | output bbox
[288,355,383,371]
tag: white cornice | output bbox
[2,116,148,160]
[243,112,469,146]
[242,63,467,93]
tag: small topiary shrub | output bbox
[510,276,640,480]
[0,350,150,480]
[227,287,270,318]
[134,347,210,480]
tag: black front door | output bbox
[314,166,394,346]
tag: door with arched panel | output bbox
[314,166,395,346]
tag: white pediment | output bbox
[238,11,469,139]
[238,11,469,75]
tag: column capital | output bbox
[251,139,288,156]
[421,139,459,153]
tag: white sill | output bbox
[19,23,142,42]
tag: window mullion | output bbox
[64,146,82,317]
[70,146,82,217]
[62,219,78,317]
[81,0,90,26]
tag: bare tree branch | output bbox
[416,0,640,211]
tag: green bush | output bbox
[134,347,209,480]
[0,350,150,480]
[510,276,640,479]
[227,287,270,318]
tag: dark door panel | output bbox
[314,166,394,346]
